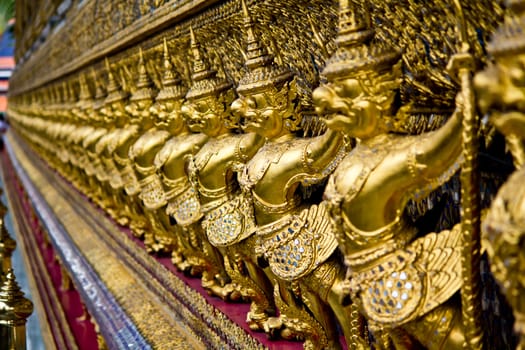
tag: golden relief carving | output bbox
[8,0,525,349]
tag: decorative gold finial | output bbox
[91,68,107,116]
[130,48,157,101]
[186,26,231,100]
[0,269,33,350]
[240,0,269,68]
[162,38,179,85]
[91,68,106,100]
[104,58,129,104]
[322,0,400,79]
[91,68,106,111]
[137,48,149,87]
[78,74,92,101]
[75,74,93,115]
[105,58,119,94]
[240,0,269,67]
[0,269,33,324]
[0,269,24,301]
[335,0,372,46]
[487,0,525,56]
[236,0,292,94]
[189,25,212,81]
[156,38,187,101]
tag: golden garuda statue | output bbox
[7,0,525,349]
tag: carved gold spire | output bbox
[137,48,149,88]
[91,68,107,114]
[241,0,271,70]
[162,38,180,86]
[0,270,25,302]
[189,26,212,81]
[0,269,34,329]
[335,0,372,47]
[186,26,232,100]
[130,48,158,101]
[236,0,292,95]
[0,207,31,349]
[322,0,400,79]
[156,38,187,101]
[487,0,525,56]
[104,58,129,104]
[105,58,119,93]
[75,74,91,113]
[78,74,92,102]
[92,68,106,100]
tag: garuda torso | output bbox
[82,127,107,179]
[130,127,170,175]
[149,132,208,213]
[324,133,463,327]
[238,135,346,281]
[94,129,122,188]
[109,124,141,195]
[128,127,170,209]
[70,125,94,170]
[189,132,263,235]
